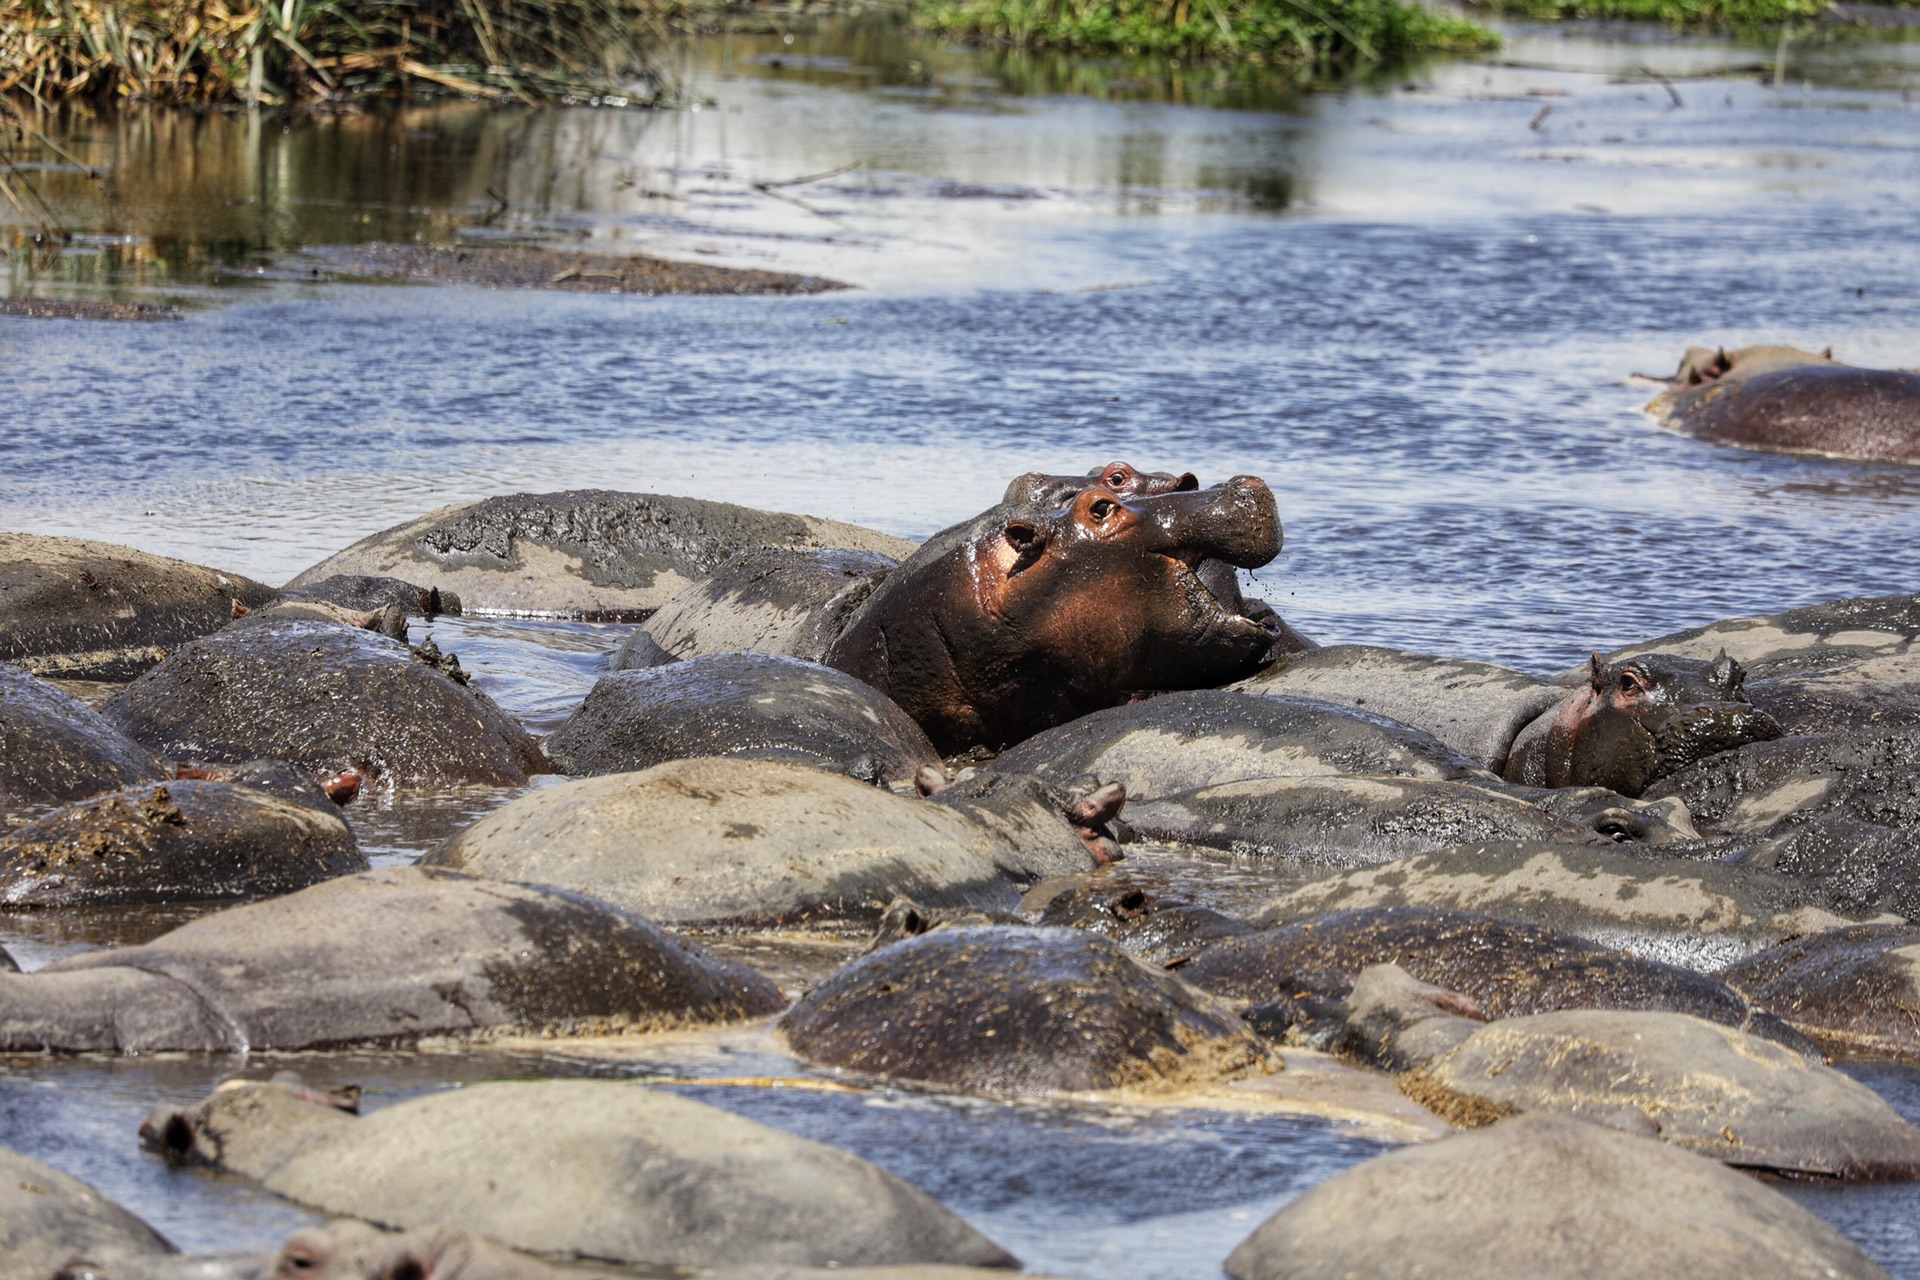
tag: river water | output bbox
[4,13,1920,1277]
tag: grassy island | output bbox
[918,0,1497,66]
[1476,0,1819,20]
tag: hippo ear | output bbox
[1588,652,1606,691]
[1708,649,1744,694]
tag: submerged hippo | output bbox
[1223,1114,1891,1280]
[143,1077,1012,1271]
[1179,906,1810,1051]
[100,618,545,788]
[1,663,167,806]
[0,777,364,907]
[1251,840,1885,972]
[1326,963,1920,1177]
[0,866,783,1052]
[823,479,1283,754]
[287,491,916,619]
[544,653,939,787]
[1504,652,1780,796]
[2,1146,183,1280]
[1718,923,1920,1063]
[0,534,280,681]
[1646,344,1920,465]
[782,926,1275,1094]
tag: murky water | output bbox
[5,11,1920,1277]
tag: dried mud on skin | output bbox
[306,242,849,296]
[0,297,182,321]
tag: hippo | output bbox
[1,663,167,806]
[1231,644,1563,774]
[1175,906,1813,1052]
[781,926,1276,1094]
[544,653,940,788]
[1,1145,176,1280]
[1324,963,1920,1177]
[1250,840,1887,972]
[1718,923,1920,1063]
[987,690,1492,799]
[822,479,1283,754]
[0,865,783,1052]
[230,599,410,642]
[1646,724,1920,916]
[0,778,365,907]
[281,575,461,618]
[1000,460,1199,507]
[141,1076,1014,1271]
[0,534,280,681]
[620,547,899,666]
[1031,878,1257,965]
[1223,1114,1891,1280]
[1645,344,1920,465]
[99,618,546,789]
[1114,773,1685,868]
[287,491,917,619]
[425,757,1107,928]
[1503,652,1781,796]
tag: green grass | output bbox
[0,0,665,106]
[1477,0,1818,21]
[916,0,1499,67]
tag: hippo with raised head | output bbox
[1646,344,1920,465]
[0,866,783,1052]
[1,663,167,806]
[1322,963,1920,1177]
[782,926,1276,1094]
[1504,652,1780,796]
[823,479,1283,754]
[100,618,545,789]
[141,1077,1013,1272]
[1223,1114,1891,1280]
[0,534,281,682]
[288,491,916,619]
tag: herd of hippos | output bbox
[3,342,1920,1280]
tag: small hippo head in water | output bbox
[1512,651,1783,797]
[1002,460,1200,508]
[825,477,1283,754]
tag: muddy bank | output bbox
[305,243,848,297]
[0,297,181,322]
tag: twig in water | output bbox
[1640,67,1683,108]
[1529,104,1552,130]
[1773,27,1791,95]
[752,160,861,192]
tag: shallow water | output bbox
[5,12,1920,1277]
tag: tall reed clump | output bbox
[0,0,664,106]
[916,0,1499,66]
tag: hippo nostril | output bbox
[384,1256,430,1280]
[1174,473,1199,491]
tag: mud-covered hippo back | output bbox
[1651,362,1920,465]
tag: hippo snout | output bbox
[1146,476,1281,569]
[1655,702,1783,774]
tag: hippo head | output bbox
[1002,460,1199,508]
[1543,651,1782,796]
[1670,344,1838,387]
[826,477,1282,753]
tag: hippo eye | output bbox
[1618,668,1651,695]
[1104,468,1131,488]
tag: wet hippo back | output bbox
[623,546,899,665]
[783,926,1275,1094]
[1651,360,1920,465]
[0,664,168,806]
